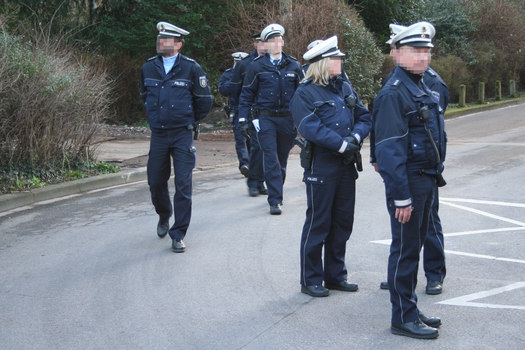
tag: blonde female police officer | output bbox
[290,36,371,297]
[239,24,303,214]
[140,22,212,253]
[373,22,446,339]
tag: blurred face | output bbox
[266,36,284,56]
[396,45,431,74]
[256,40,267,56]
[328,57,342,77]
[156,37,182,56]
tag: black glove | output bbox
[341,136,360,163]
[238,117,250,138]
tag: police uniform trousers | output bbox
[424,185,446,283]
[300,152,357,286]
[247,127,265,190]
[232,114,250,170]
[257,115,296,205]
[387,173,436,325]
[147,128,196,241]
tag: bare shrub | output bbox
[223,0,383,101]
[0,20,113,180]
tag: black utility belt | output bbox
[257,110,291,117]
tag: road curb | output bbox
[0,167,148,213]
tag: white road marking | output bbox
[444,226,525,237]
[438,282,525,310]
[440,197,525,208]
[370,241,525,264]
[439,201,525,227]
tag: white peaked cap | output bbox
[157,21,190,37]
[390,21,435,48]
[303,36,345,63]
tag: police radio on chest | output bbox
[344,94,356,109]
[418,105,431,123]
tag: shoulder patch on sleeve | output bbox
[199,76,208,88]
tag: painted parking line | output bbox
[444,226,525,238]
[439,200,525,227]
[440,197,525,208]
[438,282,525,310]
[370,239,525,265]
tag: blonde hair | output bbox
[301,58,330,86]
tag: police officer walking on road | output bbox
[218,52,250,177]
[373,22,446,339]
[140,22,212,253]
[291,36,371,297]
[230,33,268,197]
[239,23,304,214]
[374,24,450,295]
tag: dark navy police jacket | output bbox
[229,49,258,111]
[140,55,212,130]
[369,66,449,164]
[291,77,371,153]
[238,53,303,121]
[218,68,233,109]
[373,66,446,207]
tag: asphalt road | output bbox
[1,104,525,349]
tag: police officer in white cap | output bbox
[374,24,450,295]
[238,23,303,214]
[230,32,268,197]
[218,52,250,177]
[290,36,371,297]
[140,21,212,253]
[372,21,446,339]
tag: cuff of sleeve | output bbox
[394,198,412,207]
[338,140,348,153]
[353,133,361,143]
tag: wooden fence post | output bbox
[495,80,502,101]
[509,80,517,98]
[459,84,466,107]
[478,82,485,104]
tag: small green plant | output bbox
[31,176,44,188]
[96,162,120,174]
[67,170,85,180]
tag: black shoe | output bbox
[391,320,439,339]
[270,204,282,215]
[258,186,268,195]
[249,187,259,197]
[240,164,249,177]
[426,280,443,295]
[325,280,358,292]
[157,220,169,239]
[301,285,329,297]
[380,281,389,290]
[172,239,186,253]
[419,313,441,328]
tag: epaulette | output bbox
[426,67,437,77]
[181,55,195,63]
[225,67,232,72]
[389,79,402,88]
[146,56,157,62]
[253,55,263,61]
[287,55,298,61]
